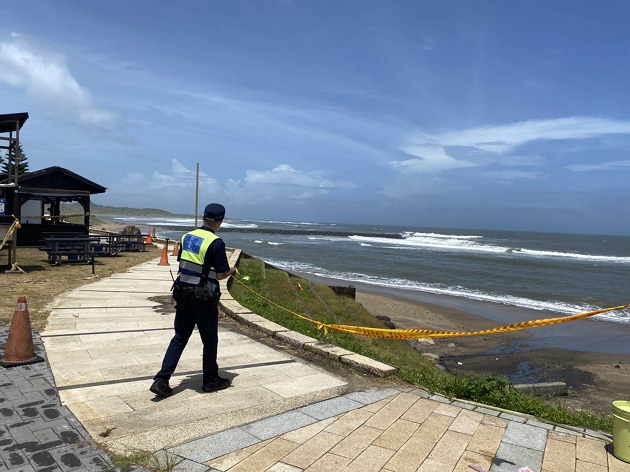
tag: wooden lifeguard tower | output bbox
[0,112,29,270]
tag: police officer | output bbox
[150,203,235,397]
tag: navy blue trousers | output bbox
[154,299,219,384]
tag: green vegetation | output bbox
[62,202,190,218]
[230,255,613,433]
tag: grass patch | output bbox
[230,255,613,433]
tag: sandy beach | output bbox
[355,290,630,415]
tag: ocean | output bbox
[118,216,630,329]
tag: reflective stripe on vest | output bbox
[178,229,219,286]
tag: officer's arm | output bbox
[216,267,236,280]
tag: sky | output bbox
[2,1,630,235]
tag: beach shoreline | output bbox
[354,290,630,415]
[285,269,630,415]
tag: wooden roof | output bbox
[19,166,106,194]
[0,112,29,134]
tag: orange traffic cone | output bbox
[158,243,170,266]
[171,241,180,256]
[0,296,45,368]
[146,231,153,245]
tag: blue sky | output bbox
[2,1,630,235]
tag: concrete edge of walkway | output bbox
[219,249,398,378]
[218,248,615,445]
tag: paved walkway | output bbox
[1,247,629,471]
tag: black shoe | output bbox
[150,378,173,398]
[202,376,231,392]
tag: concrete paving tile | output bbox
[168,428,260,463]
[526,418,554,430]
[108,391,313,453]
[230,366,292,389]
[407,388,431,398]
[83,385,282,442]
[417,458,455,471]
[276,330,318,347]
[453,451,493,472]
[264,373,347,399]
[466,423,504,458]
[65,396,133,421]
[481,415,509,429]
[428,394,452,404]
[304,452,351,472]
[473,406,501,417]
[228,438,298,472]
[251,320,290,336]
[576,459,608,472]
[400,398,439,425]
[205,440,270,472]
[268,462,303,472]
[451,400,477,411]
[342,389,400,406]
[549,430,578,444]
[428,430,471,466]
[303,342,353,360]
[339,353,398,376]
[324,409,374,437]
[281,418,336,444]
[343,444,395,472]
[171,458,211,472]
[282,431,343,469]
[329,425,382,459]
[364,393,419,430]
[503,422,548,451]
[372,419,419,451]
[383,435,434,472]
[414,412,455,443]
[269,362,327,380]
[242,410,318,440]
[298,396,363,420]
[356,397,393,413]
[449,409,484,435]
[499,412,526,423]
[40,336,85,351]
[51,368,107,388]
[435,403,462,418]
[542,438,576,472]
[576,437,609,466]
[492,442,544,472]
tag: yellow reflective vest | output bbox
[178,228,219,286]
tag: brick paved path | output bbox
[0,328,147,472]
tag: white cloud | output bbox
[243,164,357,190]
[113,159,221,193]
[104,161,356,209]
[567,160,630,172]
[418,117,630,154]
[0,33,116,128]
[479,170,546,181]
[396,116,630,175]
[392,145,476,173]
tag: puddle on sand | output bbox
[508,361,546,384]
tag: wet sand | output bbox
[355,290,630,415]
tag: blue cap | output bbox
[203,203,225,221]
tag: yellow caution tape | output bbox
[0,215,21,251]
[231,275,629,339]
